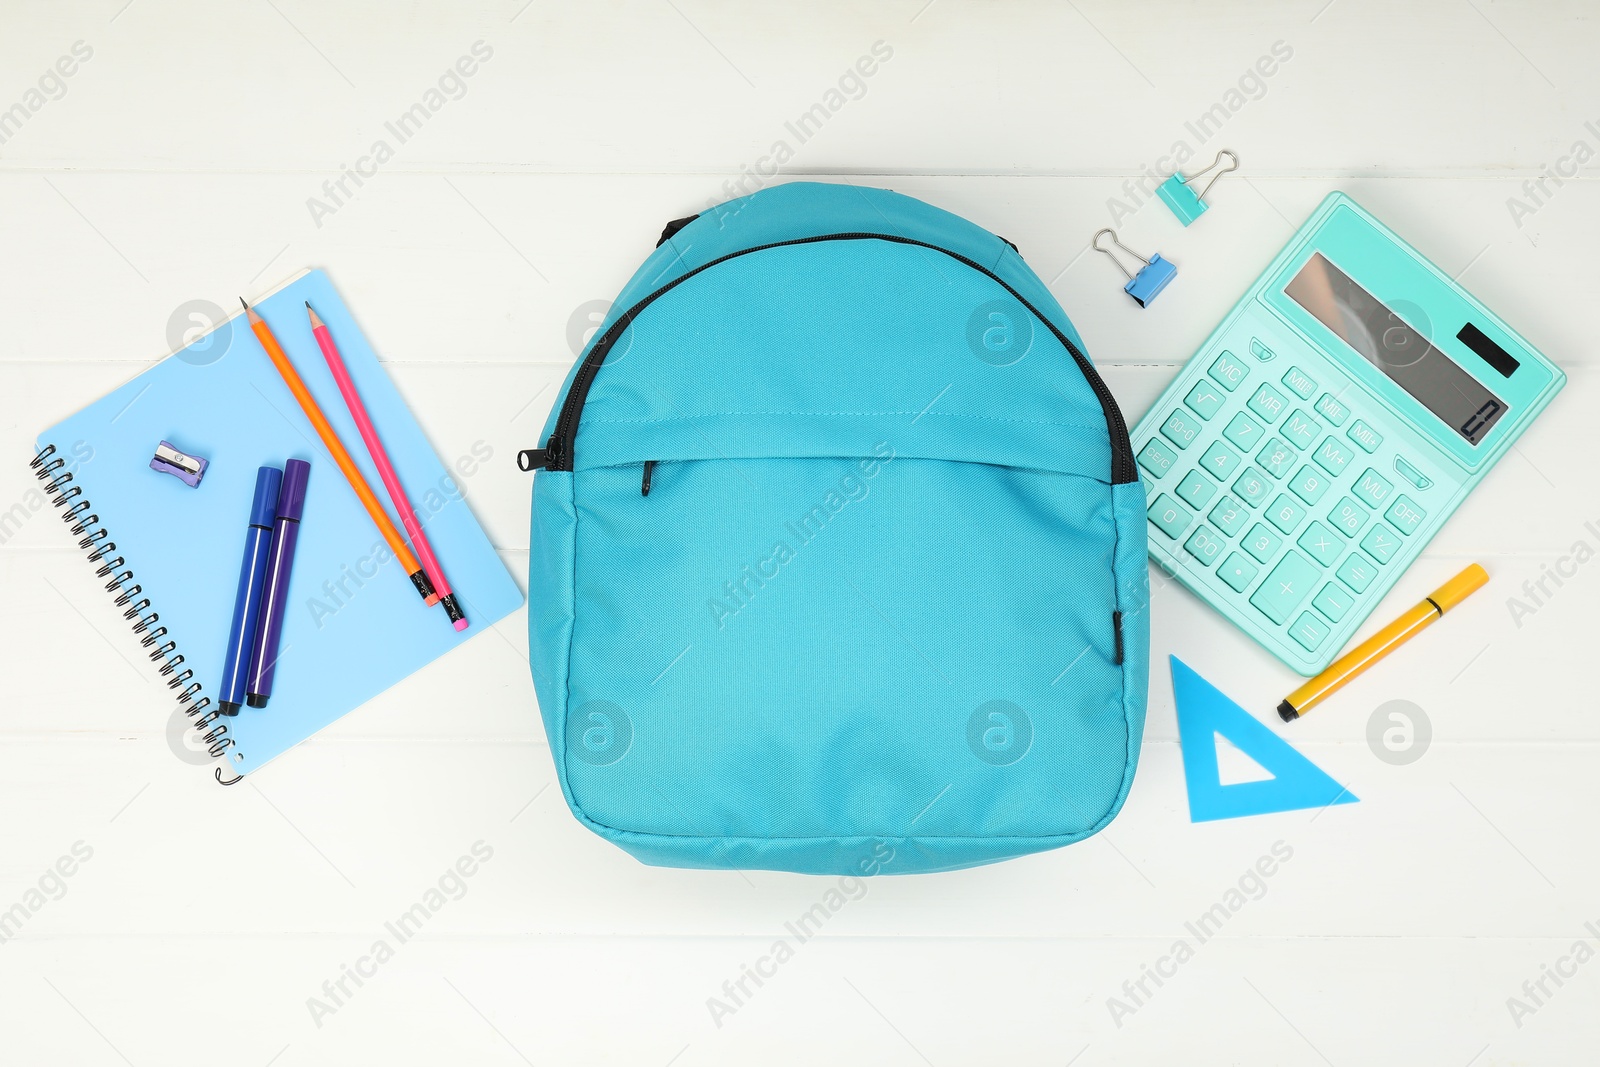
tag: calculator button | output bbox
[1282,409,1321,450]
[1347,419,1383,453]
[1176,470,1217,510]
[1256,439,1295,479]
[1296,521,1346,567]
[1393,456,1433,491]
[1314,393,1349,425]
[1312,582,1354,623]
[1247,383,1288,423]
[1184,526,1224,567]
[1360,523,1400,564]
[1218,553,1259,592]
[1385,495,1426,535]
[1232,468,1271,507]
[1328,496,1369,537]
[1242,523,1283,563]
[1290,612,1330,652]
[1222,413,1265,450]
[1184,381,1226,421]
[1209,352,1249,392]
[1249,550,1319,625]
[1336,553,1377,593]
[1289,465,1330,506]
[1208,496,1248,537]
[1281,366,1318,400]
[1148,494,1194,540]
[1249,337,1275,362]
[1160,410,1200,449]
[1199,441,1241,479]
[1352,468,1394,509]
[1266,494,1306,534]
[1137,439,1177,479]
[1312,436,1352,476]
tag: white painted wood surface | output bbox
[3,2,1597,1063]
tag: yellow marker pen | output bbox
[1278,563,1489,721]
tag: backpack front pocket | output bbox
[560,448,1136,845]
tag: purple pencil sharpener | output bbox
[150,440,208,487]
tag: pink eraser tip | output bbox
[425,594,440,606]
[454,619,470,632]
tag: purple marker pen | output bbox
[245,459,310,708]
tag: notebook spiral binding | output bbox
[31,444,243,785]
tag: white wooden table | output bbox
[3,2,1595,1063]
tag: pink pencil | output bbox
[307,302,468,631]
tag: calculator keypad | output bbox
[1134,333,1450,671]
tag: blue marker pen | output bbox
[218,466,282,715]
[246,459,310,709]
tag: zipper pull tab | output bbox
[641,460,656,496]
[517,448,547,472]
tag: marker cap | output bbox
[250,466,284,528]
[1429,563,1489,614]
[278,459,311,521]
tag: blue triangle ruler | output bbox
[1171,656,1358,822]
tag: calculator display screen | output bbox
[1285,253,1506,445]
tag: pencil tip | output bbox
[304,301,311,308]
[239,297,249,310]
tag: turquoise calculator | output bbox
[1132,192,1565,674]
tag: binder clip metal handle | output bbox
[1157,149,1239,226]
[1093,228,1177,308]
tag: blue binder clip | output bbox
[1156,149,1239,226]
[1093,229,1177,308]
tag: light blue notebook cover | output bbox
[36,270,523,776]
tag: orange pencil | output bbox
[241,298,437,606]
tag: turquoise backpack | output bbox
[525,182,1148,876]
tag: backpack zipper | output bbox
[541,232,1135,484]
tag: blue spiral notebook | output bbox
[33,270,523,778]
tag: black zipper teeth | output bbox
[545,232,1135,483]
